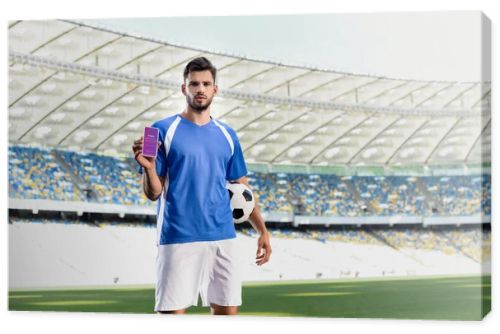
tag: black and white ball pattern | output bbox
[226,182,255,224]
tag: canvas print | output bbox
[8,12,491,320]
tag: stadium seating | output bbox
[9,146,84,201]
[9,217,490,287]
[8,146,491,216]
[423,175,487,216]
[56,150,149,205]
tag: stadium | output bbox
[8,18,491,320]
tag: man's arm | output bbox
[234,176,272,266]
[132,136,165,201]
[142,168,165,201]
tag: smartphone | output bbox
[142,127,159,158]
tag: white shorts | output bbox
[155,238,242,312]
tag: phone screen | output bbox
[142,127,159,158]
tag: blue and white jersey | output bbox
[141,114,247,245]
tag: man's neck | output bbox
[181,108,211,126]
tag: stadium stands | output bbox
[424,175,488,216]
[9,146,84,201]
[241,225,490,261]
[9,217,490,287]
[8,146,491,217]
[56,150,149,205]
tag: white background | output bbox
[1,1,497,333]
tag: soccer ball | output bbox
[226,182,255,224]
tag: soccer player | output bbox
[132,57,271,315]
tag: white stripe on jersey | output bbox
[213,119,234,156]
[156,178,168,246]
[156,116,180,246]
[165,116,181,158]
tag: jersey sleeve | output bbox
[226,130,248,181]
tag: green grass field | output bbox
[9,275,490,320]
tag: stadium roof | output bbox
[8,19,491,166]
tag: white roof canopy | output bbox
[8,19,491,166]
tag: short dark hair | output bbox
[183,57,217,83]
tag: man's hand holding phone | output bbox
[132,127,160,171]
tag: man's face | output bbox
[182,70,218,112]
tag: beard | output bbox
[186,94,214,112]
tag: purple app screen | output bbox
[142,127,159,158]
